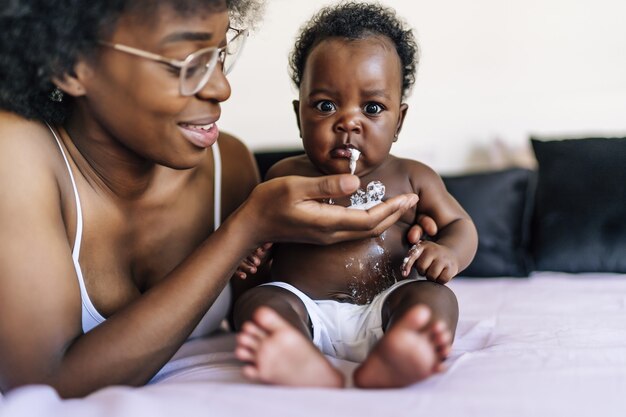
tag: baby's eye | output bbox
[315,100,336,113]
[364,103,384,115]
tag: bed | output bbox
[1,137,625,417]
[2,273,626,417]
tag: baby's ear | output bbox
[394,103,409,142]
[292,100,302,138]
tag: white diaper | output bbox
[261,278,423,363]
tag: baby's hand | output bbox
[401,241,459,284]
[235,243,273,279]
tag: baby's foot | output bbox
[234,306,344,388]
[353,305,452,388]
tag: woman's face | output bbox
[295,36,407,176]
[78,4,232,169]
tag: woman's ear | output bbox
[51,61,93,97]
[394,103,409,142]
[292,100,302,138]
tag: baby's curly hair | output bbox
[0,0,264,124]
[289,1,419,100]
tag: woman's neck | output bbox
[62,112,158,200]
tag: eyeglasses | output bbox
[99,27,248,96]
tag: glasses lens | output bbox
[222,28,248,75]
[181,49,217,95]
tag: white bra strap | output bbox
[46,123,83,260]
[212,142,222,230]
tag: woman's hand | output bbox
[237,174,419,247]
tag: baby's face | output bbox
[295,35,406,176]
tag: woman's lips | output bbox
[178,122,219,148]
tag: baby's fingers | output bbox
[247,254,261,268]
[414,250,437,281]
[426,262,448,283]
[237,259,258,279]
[401,242,424,277]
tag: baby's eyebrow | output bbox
[361,89,392,100]
[308,88,337,97]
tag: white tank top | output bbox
[48,124,231,337]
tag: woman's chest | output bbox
[71,183,215,317]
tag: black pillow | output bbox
[443,168,535,277]
[531,137,626,273]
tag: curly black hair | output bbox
[289,1,419,100]
[0,0,264,124]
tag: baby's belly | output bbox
[270,228,410,304]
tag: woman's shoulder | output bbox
[217,130,259,182]
[0,112,66,229]
[216,130,250,154]
[0,111,60,175]
[215,131,261,217]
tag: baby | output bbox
[233,2,478,388]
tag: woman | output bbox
[0,0,428,397]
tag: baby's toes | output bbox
[235,344,256,362]
[433,361,447,373]
[242,364,261,380]
[237,329,262,353]
[429,321,452,359]
[242,321,267,340]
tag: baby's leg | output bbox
[354,281,458,388]
[233,286,344,387]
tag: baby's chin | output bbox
[315,161,354,176]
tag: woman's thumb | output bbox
[308,174,360,199]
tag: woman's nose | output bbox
[195,67,231,103]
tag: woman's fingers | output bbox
[297,174,361,200]
[314,195,419,244]
[244,175,419,246]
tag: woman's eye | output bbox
[186,65,199,78]
[364,103,384,115]
[315,101,336,113]
[165,65,181,77]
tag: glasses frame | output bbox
[98,27,248,96]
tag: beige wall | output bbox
[220,0,626,174]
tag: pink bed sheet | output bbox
[2,272,626,417]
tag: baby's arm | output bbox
[402,163,478,283]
